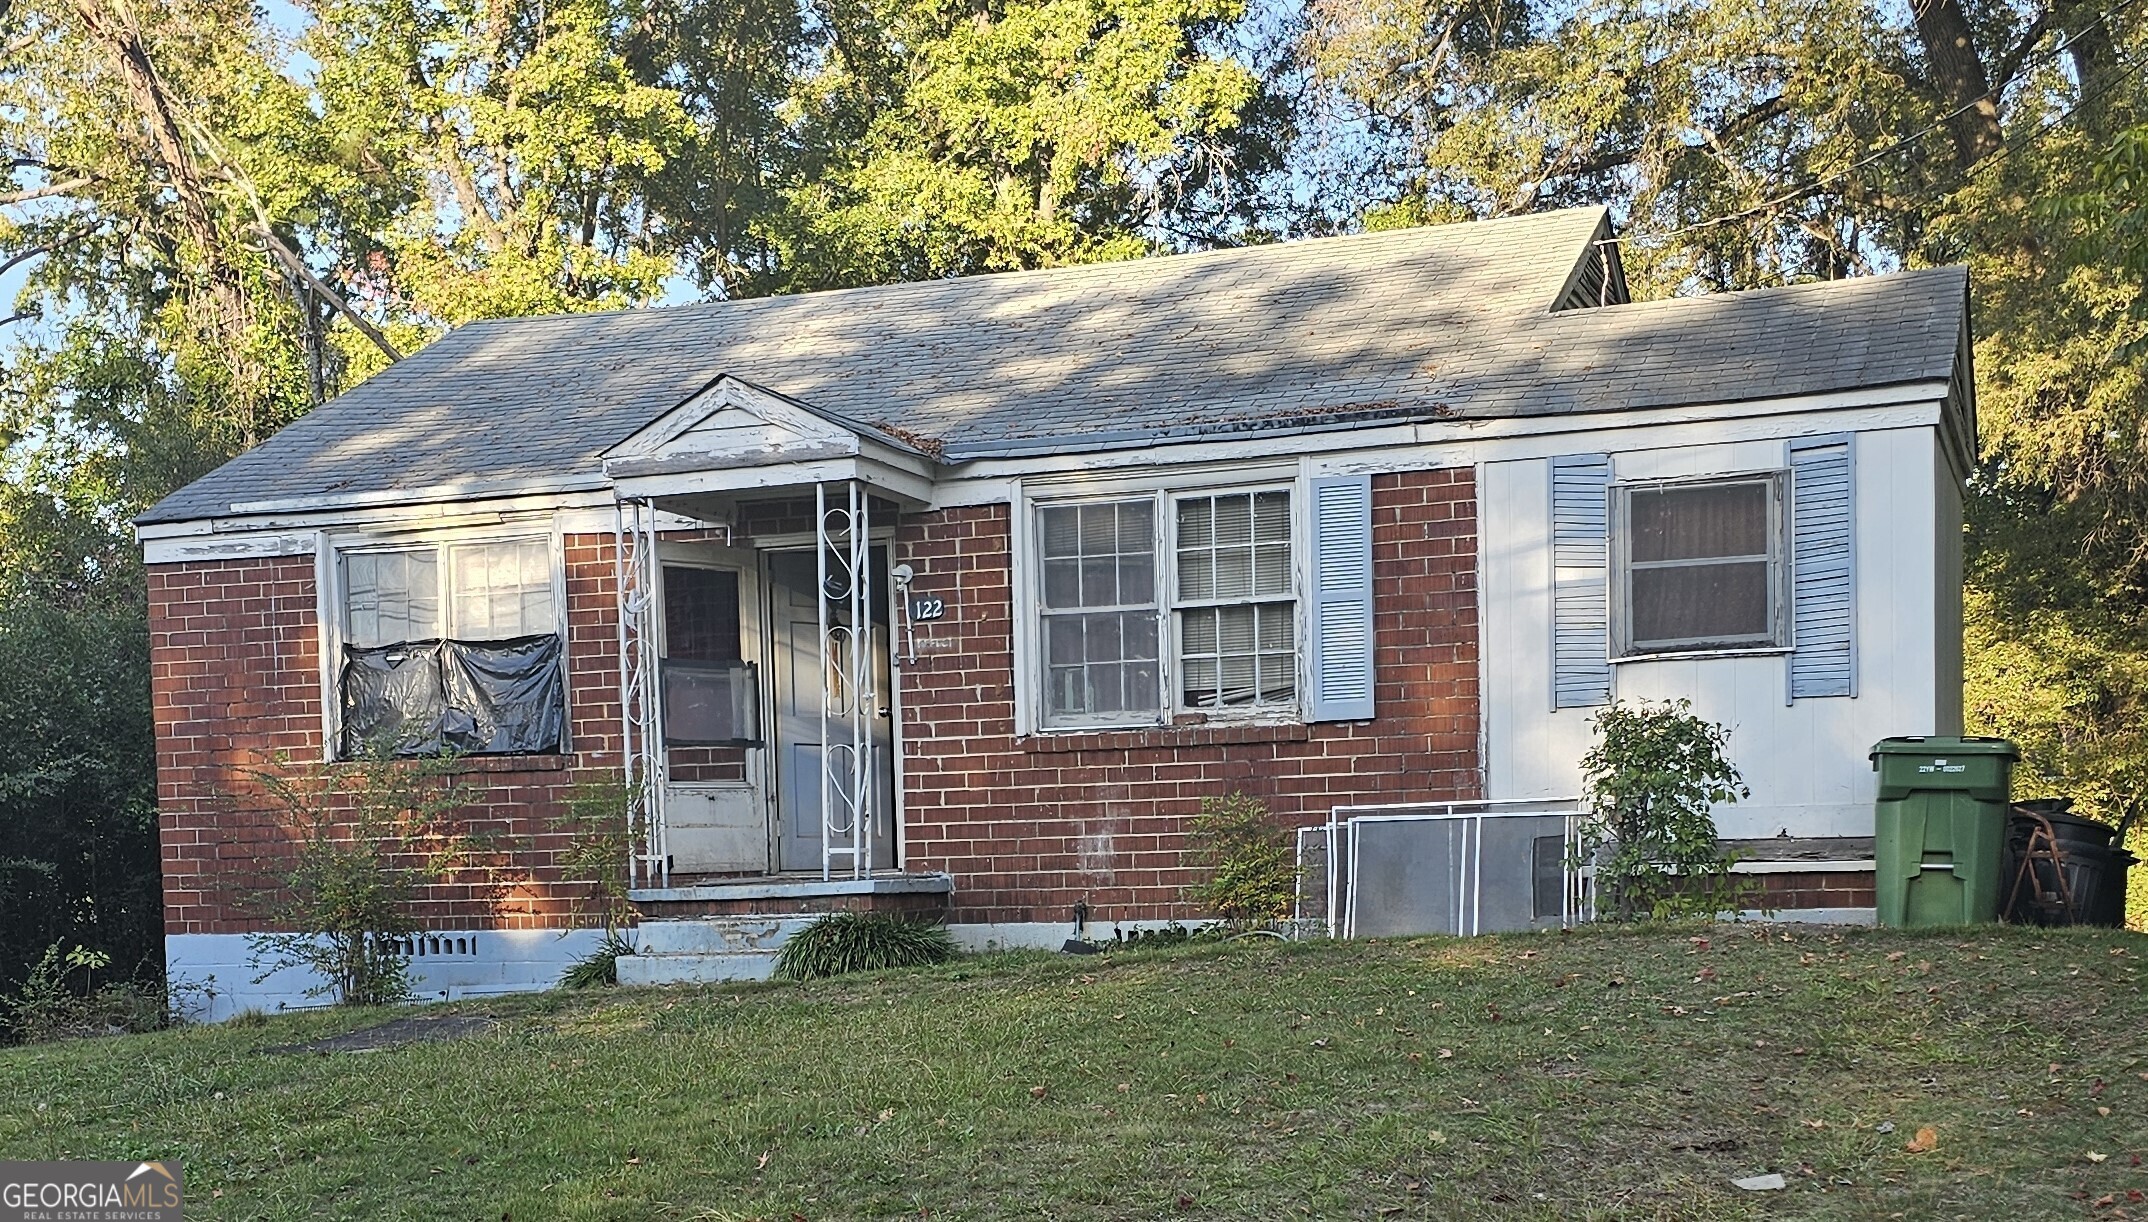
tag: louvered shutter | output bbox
[1550,454,1613,709]
[1788,434,1855,700]
[1307,474,1375,721]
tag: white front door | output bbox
[658,548,768,874]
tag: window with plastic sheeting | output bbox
[1611,474,1788,657]
[334,536,565,758]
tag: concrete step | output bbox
[632,915,815,957]
[617,949,778,985]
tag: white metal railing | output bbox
[1308,798,1594,939]
[614,496,667,889]
[815,481,876,880]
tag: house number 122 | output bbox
[910,596,948,621]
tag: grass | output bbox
[2,923,2146,1220]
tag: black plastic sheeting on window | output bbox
[340,634,564,758]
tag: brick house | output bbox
[136,208,1974,1014]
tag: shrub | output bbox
[2,943,173,1044]
[1182,792,1299,926]
[1578,699,1750,921]
[243,750,513,1007]
[559,928,637,989]
[773,913,957,981]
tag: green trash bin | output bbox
[1869,736,2017,926]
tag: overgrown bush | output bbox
[244,750,512,1006]
[772,913,957,981]
[1181,792,1299,925]
[1578,699,1750,921]
[0,595,163,1010]
[2,943,172,1044]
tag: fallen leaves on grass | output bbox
[1904,1126,1939,1154]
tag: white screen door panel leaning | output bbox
[658,549,767,873]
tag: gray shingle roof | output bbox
[138,208,1968,526]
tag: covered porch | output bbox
[600,375,953,922]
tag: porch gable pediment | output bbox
[604,375,899,477]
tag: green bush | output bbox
[1182,792,1298,925]
[550,772,637,932]
[1578,699,1750,921]
[3,943,171,1044]
[772,913,957,981]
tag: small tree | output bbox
[1182,792,1299,926]
[243,751,508,1006]
[550,771,638,932]
[1578,700,1750,921]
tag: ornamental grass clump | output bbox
[773,913,958,981]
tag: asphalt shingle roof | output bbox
[139,207,1968,526]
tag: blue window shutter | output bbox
[1550,454,1612,709]
[1789,434,1856,700]
[1308,474,1376,721]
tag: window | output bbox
[1612,475,1787,657]
[334,536,564,758]
[1039,500,1160,722]
[660,564,760,748]
[1031,486,1297,729]
[1176,492,1295,708]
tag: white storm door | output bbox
[658,550,768,874]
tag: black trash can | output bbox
[2004,802,2134,927]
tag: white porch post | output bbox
[815,481,876,880]
[615,496,667,889]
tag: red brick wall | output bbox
[150,535,631,935]
[895,469,1483,925]
[152,472,1484,934]
[1747,871,1877,911]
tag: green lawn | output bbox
[3,924,2145,1220]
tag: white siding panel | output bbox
[1482,427,1950,840]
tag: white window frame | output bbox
[316,521,572,761]
[1016,472,1308,733]
[1609,471,1791,660]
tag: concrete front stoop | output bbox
[615,915,816,985]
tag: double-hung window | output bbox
[335,536,566,758]
[1611,474,1788,657]
[1033,486,1299,729]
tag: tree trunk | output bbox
[70,0,261,435]
[1909,0,2004,169]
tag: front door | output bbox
[658,548,767,874]
[767,549,895,872]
